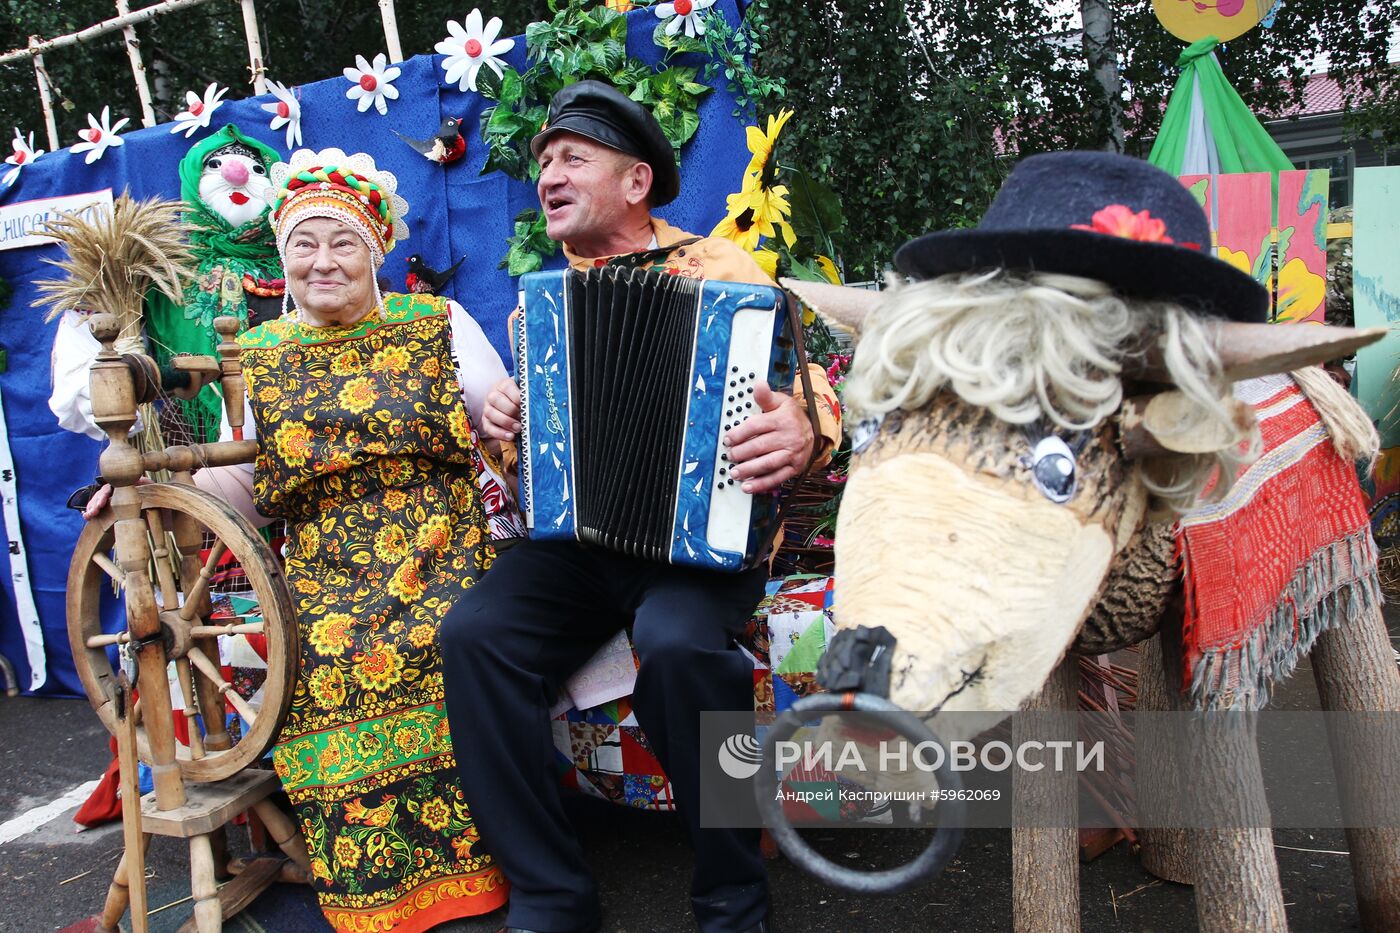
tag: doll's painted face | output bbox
[198,143,272,229]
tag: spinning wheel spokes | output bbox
[67,481,296,783]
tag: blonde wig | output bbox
[842,270,1257,513]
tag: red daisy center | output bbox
[190,101,204,116]
[276,101,290,118]
[465,38,483,57]
[85,129,102,143]
[13,153,25,164]
[359,74,378,91]
[675,0,693,14]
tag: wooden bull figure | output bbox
[776,152,1400,932]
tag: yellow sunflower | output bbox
[354,642,406,692]
[742,108,793,186]
[712,183,796,252]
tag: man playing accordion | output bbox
[440,81,840,933]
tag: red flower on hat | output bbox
[1071,204,1174,245]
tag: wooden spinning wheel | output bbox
[67,480,296,783]
[68,313,309,933]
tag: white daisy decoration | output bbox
[71,107,130,165]
[436,9,515,93]
[655,0,716,38]
[169,83,227,138]
[344,53,402,116]
[3,129,44,187]
[261,80,302,149]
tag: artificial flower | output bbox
[344,53,402,116]
[261,80,302,148]
[1274,257,1326,323]
[3,129,43,186]
[742,108,792,185]
[1071,204,1173,244]
[436,9,515,93]
[71,107,130,164]
[655,0,717,38]
[712,183,796,252]
[169,83,227,138]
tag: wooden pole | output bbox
[115,1,157,128]
[238,0,267,95]
[30,42,59,152]
[378,0,404,64]
[2,0,219,65]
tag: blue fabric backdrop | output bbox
[0,1,751,696]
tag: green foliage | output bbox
[477,0,711,188]
[500,208,557,276]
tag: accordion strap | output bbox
[752,290,824,567]
[604,237,704,270]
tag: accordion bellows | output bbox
[516,267,795,570]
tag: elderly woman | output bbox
[90,148,517,931]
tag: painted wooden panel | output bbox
[1274,169,1329,324]
[1212,172,1274,317]
[1352,166,1400,543]
[1178,174,1213,227]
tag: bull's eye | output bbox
[1030,435,1077,504]
[850,415,883,454]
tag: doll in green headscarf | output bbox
[145,124,284,442]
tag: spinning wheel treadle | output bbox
[67,480,297,783]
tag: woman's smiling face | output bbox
[284,217,376,327]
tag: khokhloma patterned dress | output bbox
[238,292,509,932]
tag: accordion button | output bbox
[719,468,726,476]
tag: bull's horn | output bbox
[1136,322,1388,383]
[780,278,882,334]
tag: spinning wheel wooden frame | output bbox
[68,313,308,933]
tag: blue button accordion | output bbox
[513,267,798,571]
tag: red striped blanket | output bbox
[1177,374,1380,710]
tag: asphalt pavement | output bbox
[3,603,1396,933]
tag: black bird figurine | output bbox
[394,116,466,165]
[405,254,467,295]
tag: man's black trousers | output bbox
[440,539,769,933]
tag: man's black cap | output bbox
[530,80,680,207]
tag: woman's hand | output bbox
[480,377,522,443]
[76,476,153,521]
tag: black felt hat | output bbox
[894,152,1268,323]
[530,80,680,207]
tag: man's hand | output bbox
[724,382,815,495]
[481,377,522,442]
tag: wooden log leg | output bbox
[189,833,222,933]
[251,797,313,880]
[96,833,151,933]
[1189,711,1287,933]
[1310,602,1400,931]
[1136,633,1196,884]
[1012,659,1080,933]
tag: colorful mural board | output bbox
[1353,167,1400,544]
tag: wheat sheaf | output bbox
[34,193,196,348]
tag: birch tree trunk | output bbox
[1080,0,1125,153]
